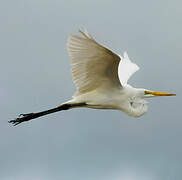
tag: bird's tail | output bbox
[9,102,87,126]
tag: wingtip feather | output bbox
[123,51,129,59]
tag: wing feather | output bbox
[118,52,139,85]
[67,30,121,95]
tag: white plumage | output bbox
[67,30,121,95]
[9,28,176,126]
[118,52,139,86]
[66,28,175,117]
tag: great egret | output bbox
[9,29,175,126]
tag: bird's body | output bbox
[9,28,175,125]
[67,85,148,117]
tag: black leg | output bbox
[9,102,87,126]
[9,113,38,126]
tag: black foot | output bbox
[9,113,35,126]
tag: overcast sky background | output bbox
[0,0,182,179]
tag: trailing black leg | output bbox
[9,102,87,126]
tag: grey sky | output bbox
[0,0,182,179]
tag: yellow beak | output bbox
[145,90,176,96]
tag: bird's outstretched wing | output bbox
[67,29,121,95]
[118,52,139,86]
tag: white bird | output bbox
[9,29,176,125]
